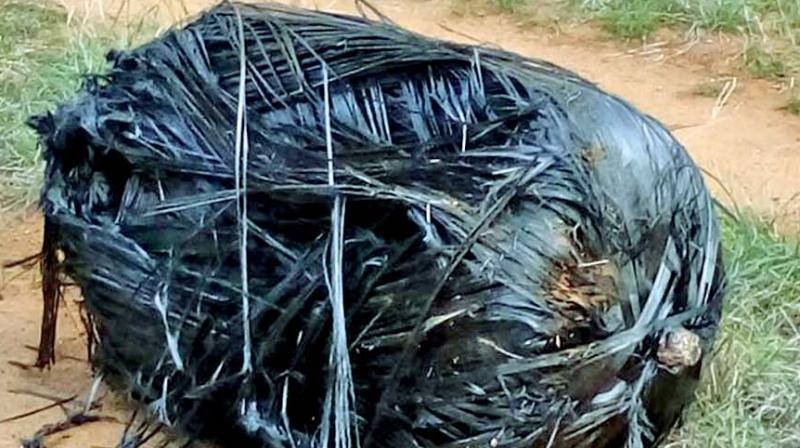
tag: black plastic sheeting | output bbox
[30,2,724,447]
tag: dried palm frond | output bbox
[30,2,724,447]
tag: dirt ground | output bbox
[0,215,132,448]
[0,0,798,446]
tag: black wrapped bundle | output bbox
[31,2,725,447]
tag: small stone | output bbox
[657,327,702,374]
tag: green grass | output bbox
[783,91,800,116]
[453,0,572,24]
[742,43,789,79]
[575,0,800,86]
[668,216,800,447]
[574,0,800,40]
[575,0,800,82]
[457,0,800,109]
[0,0,150,211]
[458,0,800,44]
[486,0,526,11]
[693,79,726,98]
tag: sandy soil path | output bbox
[0,0,797,446]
